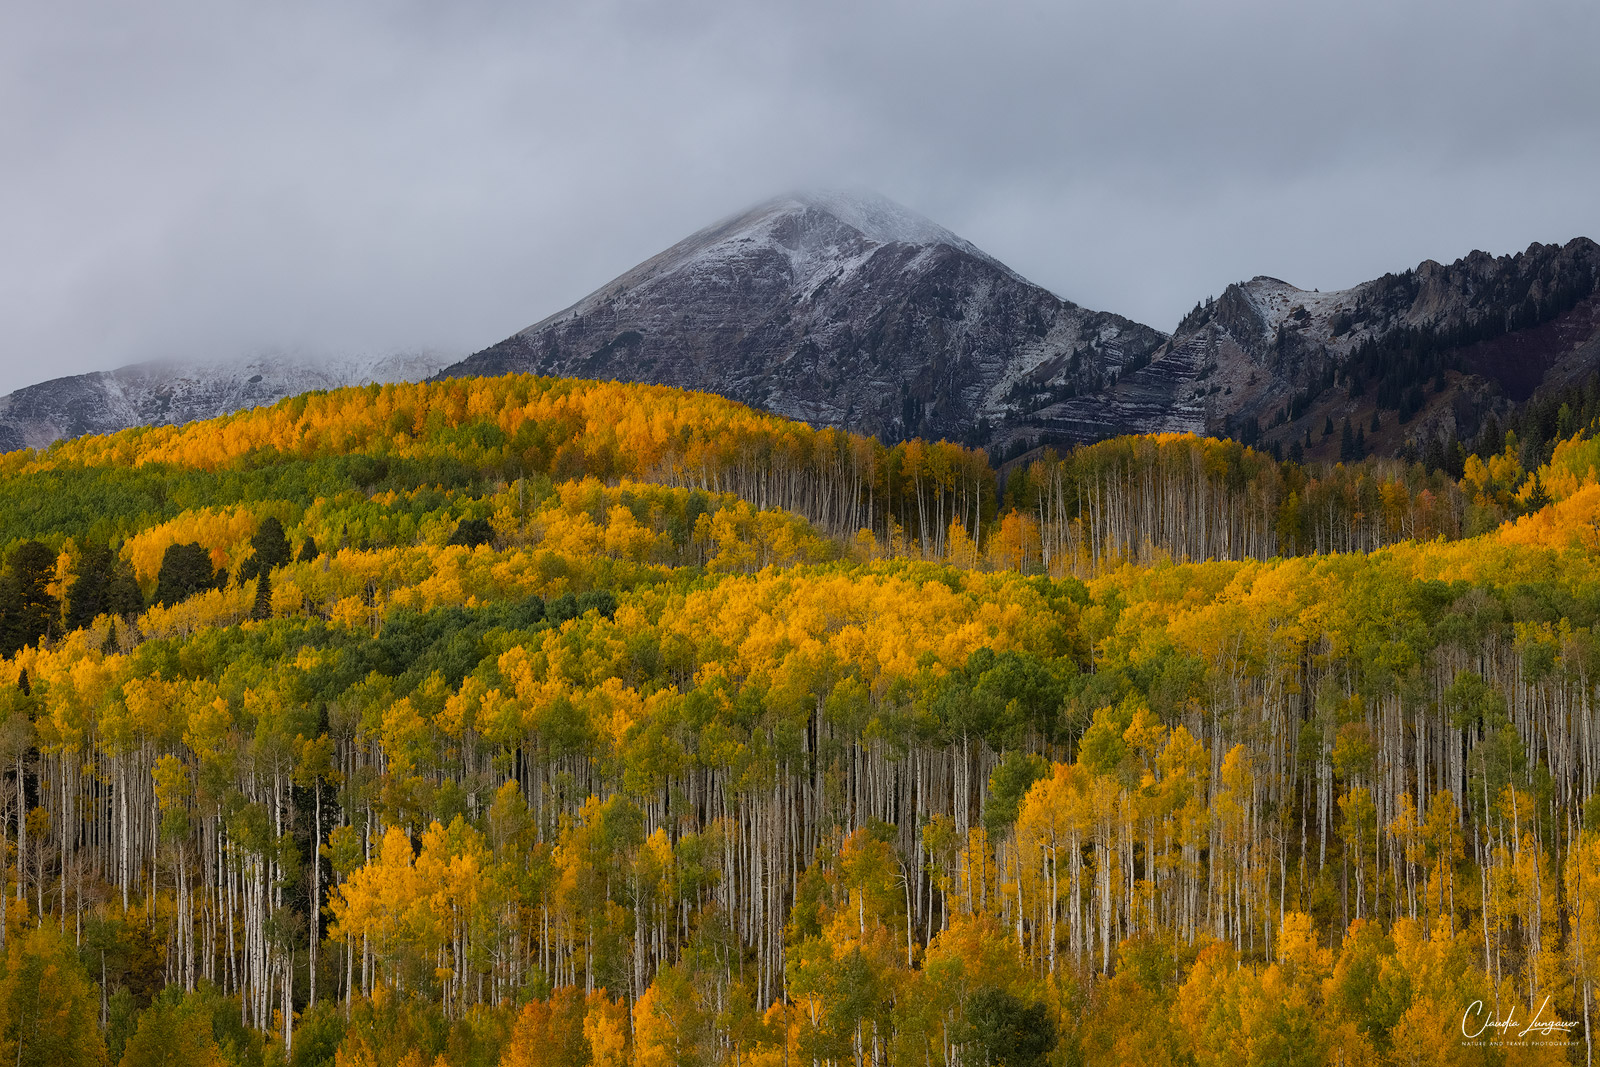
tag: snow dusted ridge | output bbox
[444,190,1164,445]
[10,190,1591,463]
[777,190,990,258]
[0,350,450,453]
[1121,238,1600,462]
[1238,278,1362,343]
[519,190,1017,336]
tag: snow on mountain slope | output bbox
[1128,239,1600,461]
[0,350,449,453]
[12,190,1591,466]
[438,190,1166,444]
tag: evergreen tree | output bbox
[297,537,320,563]
[959,987,1056,1067]
[1424,433,1447,473]
[447,517,495,549]
[154,543,217,608]
[1370,409,1381,432]
[0,541,60,658]
[252,516,291,571]
[1475,413,1504,458]
[252,572,272,621]
[1339,418,1356,462]
[1525,471,1551,511]
[239,516,291,584]
[64,543,143,632]
[1323,415,1335,437]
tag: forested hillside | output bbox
[1,373,1599,1065]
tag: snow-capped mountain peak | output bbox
[441,190,1165,444]
[775,190,977,252]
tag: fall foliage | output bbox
[0,374,1597,1063]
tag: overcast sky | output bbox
[2,0,1597,394]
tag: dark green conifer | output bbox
[252,572,272,621]
[0,541,60,657]
[154,543,215,608]
[64,542,144,632]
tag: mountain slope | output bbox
[7,192,1595,466]
[434,191,1168,444]
[0,351,448,453]
[1119,238,1600,461]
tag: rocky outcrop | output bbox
[1065,238,1600,460]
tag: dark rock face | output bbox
[0,352,447,453]
[438,189,1599,459]
[1070,237,1600,460]
[435,192,1168,445]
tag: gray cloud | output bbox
[2,0,1597,393]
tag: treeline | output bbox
[0,376,996,563]
[0,372,1575,589]
[2,374,1600,1064]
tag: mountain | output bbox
[433,191,1168,445]
[7,190,1595,467]
[1107,237,1600,463]
[0,350,449,454]
[436,192,1599,462]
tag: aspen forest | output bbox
[4,372,1600,1065]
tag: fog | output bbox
[2,0,1596,393]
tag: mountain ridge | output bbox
[433,190,1169,444]
[4,191,1597,467]
[0,350,449,454]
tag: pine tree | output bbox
[447,517,495,549]
[252,516,291,570]
[154,543,216,608]
[64,542,143,632]
[959,987,1057,1067]
[1323,415,1335,437]
[1339,418,1356,462]
[297,537,320,563]
[0,541,60,658]
[1525,471,1551,511]
[252,572,272,621]
[239,516,292,584]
